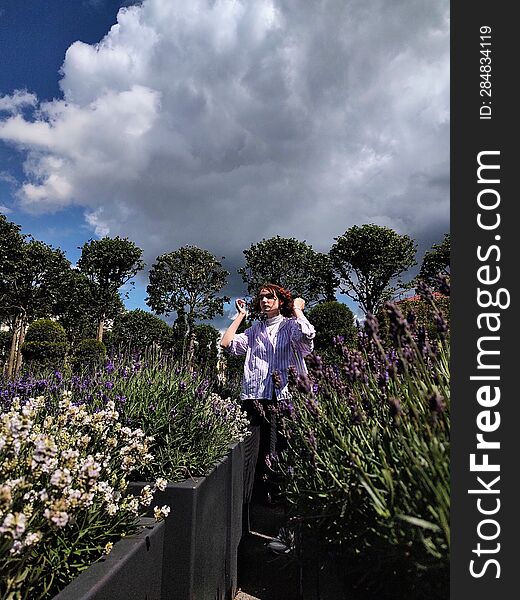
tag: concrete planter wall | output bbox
[53,517,165,600]
[129,440,245,600]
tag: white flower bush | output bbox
[0,393,169,599]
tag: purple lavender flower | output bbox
[296,374,312,394]
[105,360,115,374]
[429,391,446,414]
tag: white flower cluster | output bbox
[208,394,251,442]
[0,393,169,560]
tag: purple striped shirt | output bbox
[226,315,316,400]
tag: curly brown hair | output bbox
[253,283,294,317]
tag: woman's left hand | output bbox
[293,297,305,311]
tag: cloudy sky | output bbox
[0,0,449,322]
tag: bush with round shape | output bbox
[71,338,107,372]
[21,319,68,371]
[307,300,357,364]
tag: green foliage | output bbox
[55,269,113,344]
[24,319,68,344]
[0,215,26,321]
[77,237,144,295]
[0,330,12,365]
[21,320,68,371]
[278,306,449,599]
[146,246,229,329]
[77,236,144,340]
[418,234,450,290]
[109,309,173,354]
[307,301,357,363]
[0,238,71,323]
[192,323,220,375]
[1,216,72,377]
[239,236,337,306]
[0,395,158,599]
[330,224,417,314]
[377,294,450,347]
[70,339,107,372]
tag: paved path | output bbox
[234,503,300,600]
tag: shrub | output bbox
[0,393,168,599]
[307,300,357,363]
[193,324,220,376]
[1,352,250,482]
[70,338,107,372]
[109,310,173,354]
[277,299,450,599]
[24,320,68,344]
[20,320,68,372]
[377,292,450,347]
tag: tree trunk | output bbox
[97,315,105,342]
[6,314,21,379]
[186,316,196,372]
[7,313,27,379]
[14,319,27,376]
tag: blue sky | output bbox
[0,0,147,308]
[0,0,449,325]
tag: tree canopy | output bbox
[77,236,144,341]
[418,233,450,290]
[110,309,173,353]
[0,214,26,322]
[307,301,357,354]
[0,226,71,376]
[239,236,336,305]
[330,224,417,314]
[146,245,229,329]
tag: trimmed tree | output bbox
[20,319,69,373]
[109,309,173,354]
[146,246,229,363]
[55,269,121,344]
[1,236,71,377]
[329,224,417,315]
[192,323,220,376]
[77,237,144,342]
[239,236,337,306]
[418,233,450,291]
[1,215,26,376]
[307,301,357,363]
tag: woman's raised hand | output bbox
[293,297,305,311]
[235,298,247,315]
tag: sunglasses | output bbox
[259,293,275,300]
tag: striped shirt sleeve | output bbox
[289,315,316,356]
[226,331,249,356]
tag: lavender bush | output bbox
[1,350,249,482]
[276,290,450,599]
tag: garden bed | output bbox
[129,440,245,600]
[53,518,165,600]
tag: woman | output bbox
[220,284,315,512]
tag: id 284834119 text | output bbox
[479,26,493,120]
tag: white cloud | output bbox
[0,90,37,114]
[0,0,449,294]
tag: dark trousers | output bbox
[242,398,286,506]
